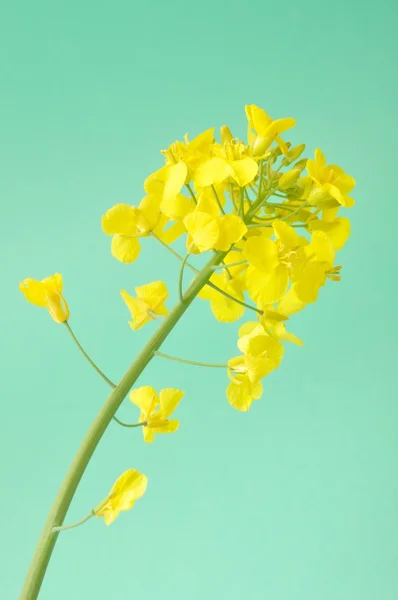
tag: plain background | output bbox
[1,0,398,598]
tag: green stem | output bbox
[52,512,94,533]
[185,184,198,205]
[19,250,227,600]
[64,322,116,389]
[178,252,190,301]
[151,233,261,315]
[154,351,228,368]
[211,185,225,214]
[212,260,248,270]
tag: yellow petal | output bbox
[154,220,187,244]
[19,279,47,307]
[226,375,263,412]
[147,419,180,436]
[143,427,155,443]
[228,157,258,187]
[138,195,162,231]
[95,469,148,525]
[272,220,300,248]
[129,386,158,415]
[243,237,279,273]
[183,211,219,252]
[245,104,272,137]
[215,215,247,251]
[102,204,138,236]
[159,388,184,418]
[294,262,328,303]
[111,235,141,264]
[308,217,350,251]
[209,289,245,323]
[163,162,188,202]
[161,194,195,221]
[194,157,228,187]
[274,322,304,346]
[277,287,306,316]
[307,230,335,264]
[135,280,168,308]
[246,264,289,304]
[121,290,151,331]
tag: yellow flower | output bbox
[121,281,168,330]
[226,363,263,412]
[101,200,160,264]
[94,469,148,525]
[236,322,284,381]
[307,207,350,251]
[245,104,296,157]
[259,308,303,346]
[294,230,340,303]
[199,271,245,322]
[145,129,215,214]
[184,211,247,253]
[277,287,306,316]
[306,149,356,208]
[130,386,184,443]
[194,139,258,188]
[19,273,69,323]
[244,220,307,304]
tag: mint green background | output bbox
[1,1,397,598]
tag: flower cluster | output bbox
[102,104,354,411]
[19,104,354,526]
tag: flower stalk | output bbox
[19,249,227,600]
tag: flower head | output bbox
[94,469,148,525]
[121,281,168,330]
[130,386,184,443]
[306,148,356,208]
[19,273,69,323]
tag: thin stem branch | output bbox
[211,185,225,214]
[64,322,116,389]
[178,252,191,302]
[112,417,146,429]
[152,234,261,315]
[154,351,228,368]
[212,260,248,270]
[185,184,197,204]
[52,512,94,533]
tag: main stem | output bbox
[20,250,227,600]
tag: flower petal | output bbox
[163,162,188,202]
[102,204,138,236]
[111,235,141,263]
[159,388,184,418]
[130,386,158,414]
[215,215,247,251]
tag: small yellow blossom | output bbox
[245,104,296,157]
[244,220,307,304]
[307,207,350,250]
[226,363,263,412]
[259,308,303,346]
[130,386,184,443]
[306,149,356,208]
[236,322,284,381]
[121,281,168,330]
[101,201,159,263]
[184,211,247,253]
[194,139,258,188]
[94,469,148,525]
[19,273,69,323]
[293,230,339,303]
